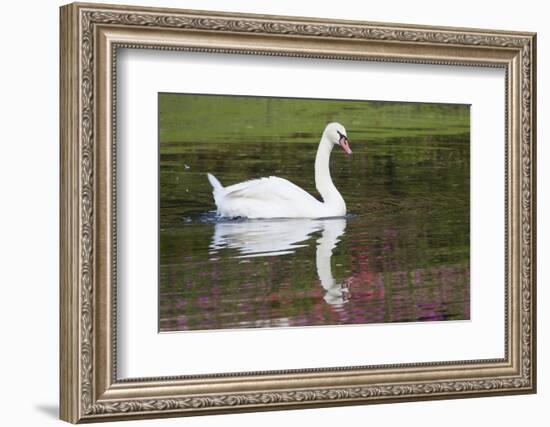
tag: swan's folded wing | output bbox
[223,176,319,204]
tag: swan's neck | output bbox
[315,135,345,211]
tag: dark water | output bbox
[159,95,470,332]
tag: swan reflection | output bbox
[209,218,349,305]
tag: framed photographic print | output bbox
[60,2,537,423]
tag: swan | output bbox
[206,122,352,219]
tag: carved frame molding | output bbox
[60,2,536,423]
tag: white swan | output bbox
[207,122,352,219]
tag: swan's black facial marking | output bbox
[336,130,348,141]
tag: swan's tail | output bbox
[207,173,223,191]
[207,173,224,211]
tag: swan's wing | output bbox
[224,176,318,203]
[218,176,322,218]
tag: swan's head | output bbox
[324,122,352,155]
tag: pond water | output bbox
[159,95,470,332]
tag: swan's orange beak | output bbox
[339,136,352,155]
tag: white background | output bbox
[118,50,504,377]
[0,0,546,426]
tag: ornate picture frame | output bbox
[60,2,536,423]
